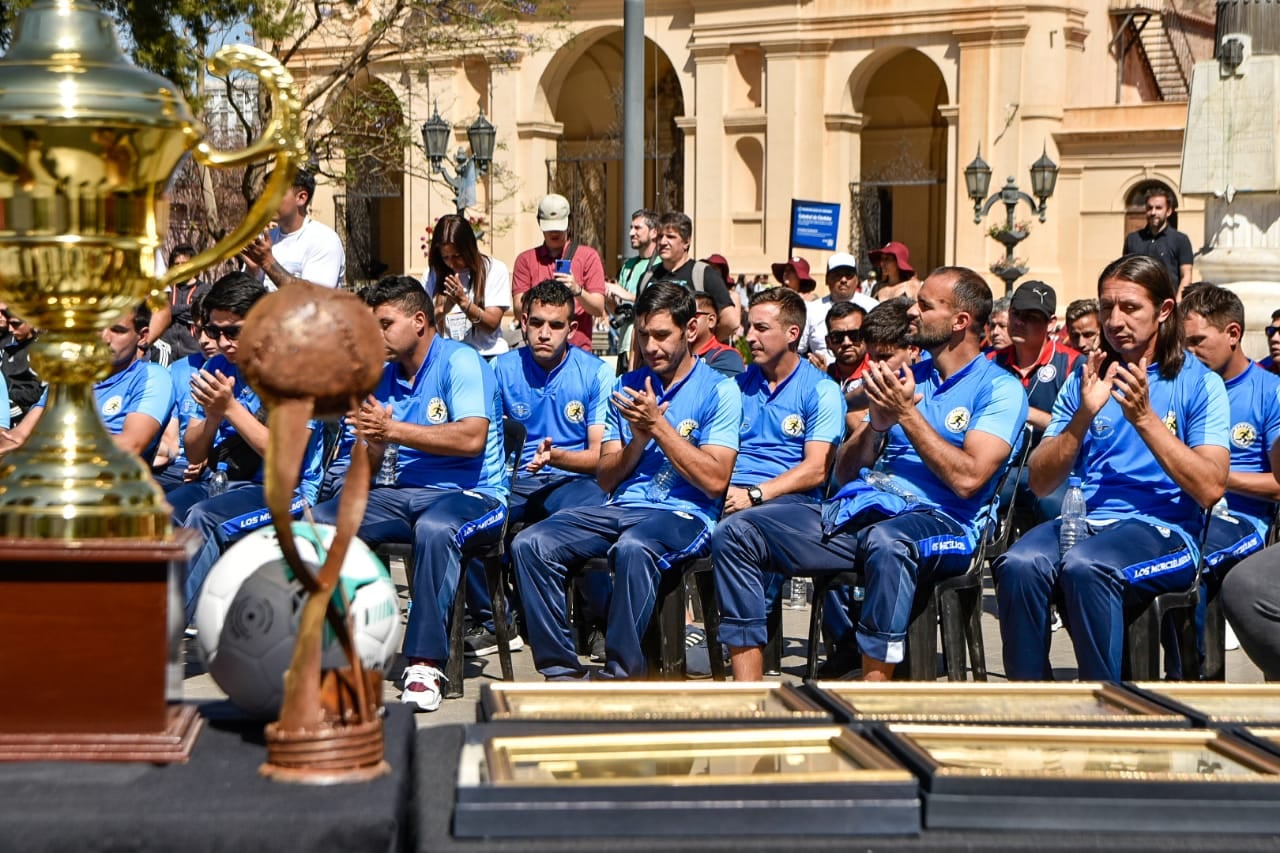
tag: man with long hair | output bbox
[994,255,1231,681]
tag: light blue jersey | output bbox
[878,354,1029,541]
[604,358,742,529]
[41,358,176,459]
[732,360,844,495]
[493,345,613,474]
[374,335,506,501]
[1222,362,1280,535]
[1045,353,1229,541]
[193,354,323,502]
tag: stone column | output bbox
[688,43,730,254]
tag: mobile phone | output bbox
[554,258,572,275]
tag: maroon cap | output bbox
[770,256,816,287]
[701,254,731,284]
[868,241,915,278]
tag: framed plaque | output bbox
[877,724,1280,833]
[454,725,919,838]
[809,681,1187,727]
[479,681,830,723]
[1127,683,1280,727]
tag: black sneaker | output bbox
[815,639,862,680]
[463,624,524,657]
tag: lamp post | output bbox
[964,145,1060,294]
[421,103,497,216]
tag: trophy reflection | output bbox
[0,0,305,540]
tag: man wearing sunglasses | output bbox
[153,294,222,493]
[1259,309,1280,376]
[170,272,325,623]
[1,307,43,424]
[823,301,868,394]
[0,303,174,461]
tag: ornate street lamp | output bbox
[420,103,497,214]
[965,144,1060,294]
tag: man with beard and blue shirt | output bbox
[714,266,1027,682]
[170,274,324,622]
[512,281,741,680]
[461,279,614,658]
[994,255,1230,682]
[0,302,173,459]
[312,275,507,712]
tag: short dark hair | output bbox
[635,279,696,327]
[694,292,717,312]
[824,299,866,332]
[860,297,913,346]
[1065,298,1098,326]
[1097,254,1183,379]
[656,211,693,243]
[131,302,151,333]
[1179,283,1245,332]
[169,243,196,265]
[932,266,993,332]
[631,208,658,230]
[1270,308,1280,323]
[524,278,575,313]
[363,275,433,323]
[1145,186,1176,209]
[204,271,266,319]
[751,285,808,332]
[292,169,317,204]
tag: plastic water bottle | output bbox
[1059,476,1089,557]
[785,578,810,610]
[863,469,919,504]
[645,460,677,501]
[376,444,399,486]
[1212,496,1232,519]
[208,462,229,497]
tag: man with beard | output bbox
[1123,187,1194,295]
[713,267,1027,681]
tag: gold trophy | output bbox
[0,0,304,759]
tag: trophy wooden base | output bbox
[0,531,201,762]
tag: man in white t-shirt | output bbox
[241,169,346,290]
[801,252,879,369]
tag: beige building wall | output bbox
[288,0,1209,307]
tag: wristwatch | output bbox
[747,486,764,506]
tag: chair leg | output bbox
[1124,602,1162,681]
[806,576,832,681]
[764,594,783,676]
[938,587,969,682]
[694,570,728,682]
[444,574,467,698]
[661,570,689,679]
[1174,605,1202,681]
[487,556,515,682]
[965,584,988,681]
[1203,585,1226,682]
[903,593,938,681]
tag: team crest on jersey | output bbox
[677,418,699,438]
[781,414,805,437]
[944,407,971,433]
[1163,410,1178,435]
[101,395,123,417]
[564,400,585,423]
[1232,422,1258,449]
[1091,416,1114,438]
[1036,364,1057,383]
[427,397,449,424]
[509,402,531,420]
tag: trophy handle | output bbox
[160,45,307,292]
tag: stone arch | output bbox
[536,28,686,272]
[849,49,949,274]
[1120,176,1182,236]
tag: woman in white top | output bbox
[422,214,511,357]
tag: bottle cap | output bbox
[216,462,230,472]
[1068,476,1082,488]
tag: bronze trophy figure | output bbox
[0,0,304,760]
[236,284,386,783]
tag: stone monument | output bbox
[1182,0,1280,353]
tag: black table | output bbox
[0,703,414,853]
[414,724,1280,853]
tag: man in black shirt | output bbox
[1122,187,1194,293]
[0,307,42,423]
[649,211,738,340]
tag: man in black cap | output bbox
[987,280,1084,524]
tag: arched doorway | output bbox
[852,51,948,274]
[329,77,407,285]
[544,31,685,273]
[1124,180,1179,239]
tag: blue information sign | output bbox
[789,200,841,251]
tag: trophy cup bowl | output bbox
[0,0,306,540]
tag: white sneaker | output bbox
[401,664,444,712]
[1225,620,1241,652]
[1049,607,1064,633]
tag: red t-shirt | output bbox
[511,241,606,351]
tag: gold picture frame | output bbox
[482,726,913,786]
[1131,683,1280,725]
[479,681,830,722]
[813,681,1186,726]
[885,724,1280,782]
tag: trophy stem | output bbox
[0,381,171,540]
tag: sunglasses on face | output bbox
[826,329,863,345]
[1268,326,1280,337]
[205,323,244,342]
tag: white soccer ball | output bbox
[193,522,402,718]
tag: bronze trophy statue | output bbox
[235,284,387,783]
[0,0,304,760]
